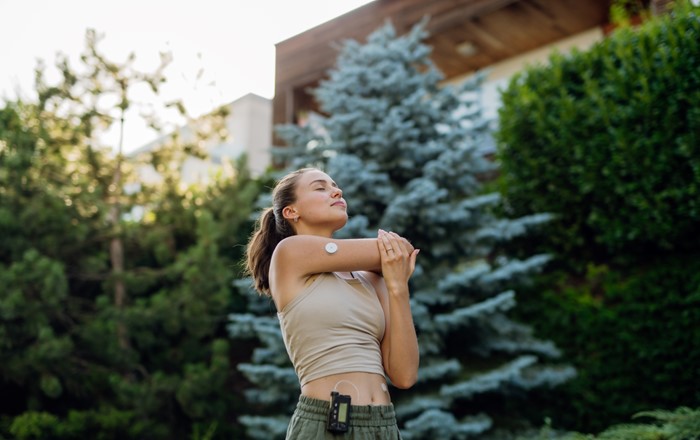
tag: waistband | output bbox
[294,395,397,427]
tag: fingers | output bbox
[409,249,420,273]
[378,229,391,252]
[402,237,415,254]
[388,231,416,255]
[378,229,420,282]
[388,231,408,255]
[390,232,415,254]
[377,229,389,253]
[378,230,399,257]
[378,230,417,258]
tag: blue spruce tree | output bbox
[229,19,575,439]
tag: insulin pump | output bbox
[327,390,352,434]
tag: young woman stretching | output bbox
[245,168,419,439]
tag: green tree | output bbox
[230,20,573,440]
[0,29,263,439]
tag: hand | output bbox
[377,229,419,295]
[399,235,415,255]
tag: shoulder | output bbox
[273,234,334,256]
[272,235,334,269]
[279,235,317,246]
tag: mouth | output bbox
[331,200,346,208]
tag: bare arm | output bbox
[369,230,420,389]
[273,235,383,276]
[270,235,383,310]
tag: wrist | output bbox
[386,285,409,298]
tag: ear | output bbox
[282,206,298,221]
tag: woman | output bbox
[245,168,419,439]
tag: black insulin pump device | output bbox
[327,391,352,434]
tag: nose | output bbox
[331,187,343,197]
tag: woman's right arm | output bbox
[269,235,381,310]
[270,234,414,310]
[272,235,382,278]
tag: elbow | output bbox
[384,352,419,389]
[390,372,418,389]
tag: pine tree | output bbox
[229,20,575,439]
[0,30,260,439]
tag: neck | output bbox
[295,226,335,238]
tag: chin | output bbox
[333,217,348,231]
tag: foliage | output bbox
[609,0,650,27]
[496,3,700,270]
[230,19,572,439]
[513,254,700,433]
[494,4,700,433]
[518,406,700,440]
[0,30,263,439]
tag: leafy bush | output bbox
[496,4,700,268]
[519,406,700,439]
[496,5,700,433]
[513,254,700,433]
[4,409,158,440]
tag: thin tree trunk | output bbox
[110,102,129,351]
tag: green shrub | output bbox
[496,4,700,432]
[519,406,700,439]
[513,254,700,433]
[496,4,700,268]
[5,408,164,440]
[7,412,58,440]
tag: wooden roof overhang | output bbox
[273,0,611,137]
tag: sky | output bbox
[0,0,375,151]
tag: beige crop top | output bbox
[277,272,386,386]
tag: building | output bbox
[133,0,674,177]
[131,92,272,184]
[272,0,615,143]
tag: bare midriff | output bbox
[301,371,391,405]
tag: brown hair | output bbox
[245,168,316,295]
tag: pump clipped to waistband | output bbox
[327,390,351,433]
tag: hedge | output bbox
[495,4,700,434]
[513,253,700,433]
[496,4,700,268]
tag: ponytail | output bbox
[245,208,286,295]
[244,168,316,295]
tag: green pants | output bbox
[285,395,402,439]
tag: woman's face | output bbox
[289,169,347,231]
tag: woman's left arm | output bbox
[365,229,420,389]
